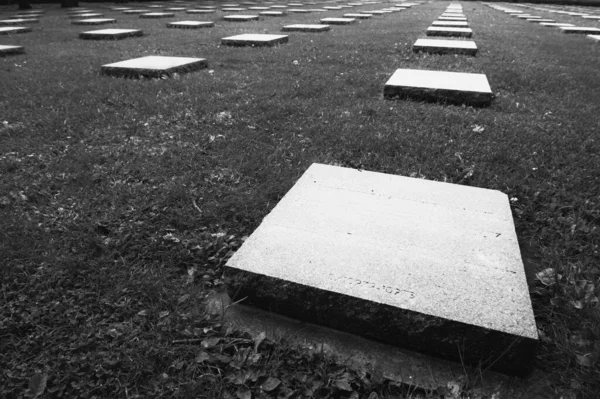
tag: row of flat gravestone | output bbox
[385,3,493,107]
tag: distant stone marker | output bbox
[248,6,270,10]
[140,12,175,18]
[560,26,600,34]
[426,26,473,38]
[540,22,574,27]
[0,44,25,55]
[282,23,330,32]
[588,34,600,41]
[384,68,492,106]
[289,9,311,13]
[221,33,288,46]
[167,21,214,28]
[438,16,467,21]
[72,18,116,25]
[101,55,207,78]
[225,163,538,376]
[0,26,31,34]
[80,28,143,40]
[186,9,216,14]
[123,10,150,14]
[223,14,260,21]
[582,15,600,20]
[344,13,372,19]
[222,7,247,11]
[0,18,39,25]
[69,13,103,19]
[259,11,285,16]
[323,6,343,10]
[320,17,356,24]
[165,7,186,11]
[413,38,477,56]
[432,20,468,27]
[532,19,554,23]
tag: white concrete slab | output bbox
[438,16,467,21]
[0,44,24,55]
[413,38,477,56]
[259,11,286,16]
[560,26,600,34]
[344,13,372,18]
[223,14,260,21]
[68,13,103,18]
[540,22,574,27]
[384,68,492,106]
[531,19,554,23]
[432,20,468,27]
[248,6,270,10]
[185,9,215,14]
[225,163,538,376]
[222,7,248,11]
[167,20,214,28]
[0,26,31,34]
[426,26,472,37]
[72,18,116,25]
[289,8,312,13]
[0,18,39,25]
[282,23,330,32]
[123,9,151,14]
[588,34,600,42]
[320,17,356,24]
[101,55,207,78]
[140,12,175,18]
[221,33,288,46]
[582,15,600,20]
[79,28,143,40]
[323,6,343,9]
[165,7,186,11]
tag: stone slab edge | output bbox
[101,58,207,78]
[412,43,477,56]
[221,36,288,46]
[79,30,143,40]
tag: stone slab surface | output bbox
[344,13,372,18]
[69,13,103,18]
[101,55,207,78]
[223,14,260,21]
[221,33,288,46]
[0,26,31,34]
[426,26,472,37]
[582,15,600,20]
[0,18,38,24]
[167,21,214,28]
[540,22,574,27]
[560,26,600,34]
[140,12,175,18]
[384,68,492,106]
[72,18,116,25]
[438,16,467,20]
[123,9,150,14]
[186,9,216,13]
[282,23,330,32]
[432,20,468,27]
[80,28,143,40]
[259,11,285,15]
[413,38,477,56]
[320,17,356,24]
[225,163,537,376]
[588,34,600,42]
[0,44,24,55]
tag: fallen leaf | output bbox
[575,353,595,367]
[536,268,561,286]
[236,389,251,399]
[254,331,266,352]
[201,337,220,348]
[261,377,281,392]
[196,352,210,363]
[28,373,47,398]
[334,377,352,391]
[159,310,170,318]
[178,294,190,304]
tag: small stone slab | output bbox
[432,20,468,27]
[344,13,372,18]
[540,22,574,27]
[384,68,492,106]
[0,44,25,55]
[560,26,600,34]
[413,38,477,56]
[0,18,39,25]
[282,23,330,32]
[289,8,311,13]
[223,14,260,21]
[165,7,186,11]
[368,10,388,15]
[186,9,216,14]
[531,19,554,23]
[222,7,247,11]
[323,6,343,9]
[426,26,472,38]
[260,11,285,16]
[167,20,214,28]
[438,16,466,21]
[68,13,103,18]
[582,15,600,20]
[320,17,356,25]
[588,34,600,42]
[225,163,537,376]
[123,9,151,14]
[80,28,143,40]
[101,55,207,78]
[221,33,288,46]
[248,6,270,10]
[0,26,31,34]
[140,12,175,18]
[72,18,116,25]
[110,7,131,11]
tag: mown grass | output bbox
[1,0,599,398]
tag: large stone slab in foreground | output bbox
[226,163,538,376]
[413,38,477,56]
[101,55,207,78]
[427,26,472,37]
[80,28,143,40]
[282,24,330,32]
[384,68,492,106]
[221,33,288,46]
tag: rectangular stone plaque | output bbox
[0,44,25,55]
[223,15,260,21]
[413,38,477,56]
[79,28,143,40]
[140,12,175,18]
[225,163,538,376]
[0,18,39,25]
[282,24,330,32]
[186,9,216,14]
[560,26,600,34]
[540,22,574,27]
[426,26,472,38]
[72,18,116,25]
[0,26,31,34]
[588,34,600,42]
[384,68,492,106]
[432,20,468,27]
[101,55,207,78]
[344,13,372,19]
[167,21,214,28]
[320,17,356,24]
[221,33,288,46]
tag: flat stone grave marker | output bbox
[225,162,537,376]
[67,9,96,14]
[16,9,44,14]
[540,22,574,27]
[69,13,103,18]
[140,12,175,18]
[516,15,540,19]
[186,9,216,14]
[248,6,270,10]
[582,15,600,20]
[308,8,327,12]
[147,5,165,8]
[289,9,312,13]
[441,13,465,18]
[0,44,25,55]
[384,68,492,106]
[323,6,343,9]
[165,7,186,11]
[0,18,39,25]
[588,34,600,41]
[167,20,214,28]
[270,5,288,8]
[101,55,207,78]
[260,11,285,16]
[427,26,472,38]
[560,26,600,34]
[13,13,43,18]
[0,26,31,34]
[80,28,143,40]
[222,7,248,11]
[72,18,117,26]
[432,20,469,27]
[223,14,260,21]
[438,16,467,21]
[413,38,477,56]
[531,18,554,22]
[282,23,330,32]
[221,33,288,46]
[320,17,356,24]
[110,7,131,11]
[344,13,372,18]
[123,9,151,14]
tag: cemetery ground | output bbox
[1,1,600,398]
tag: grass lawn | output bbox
[1,0,600,397]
